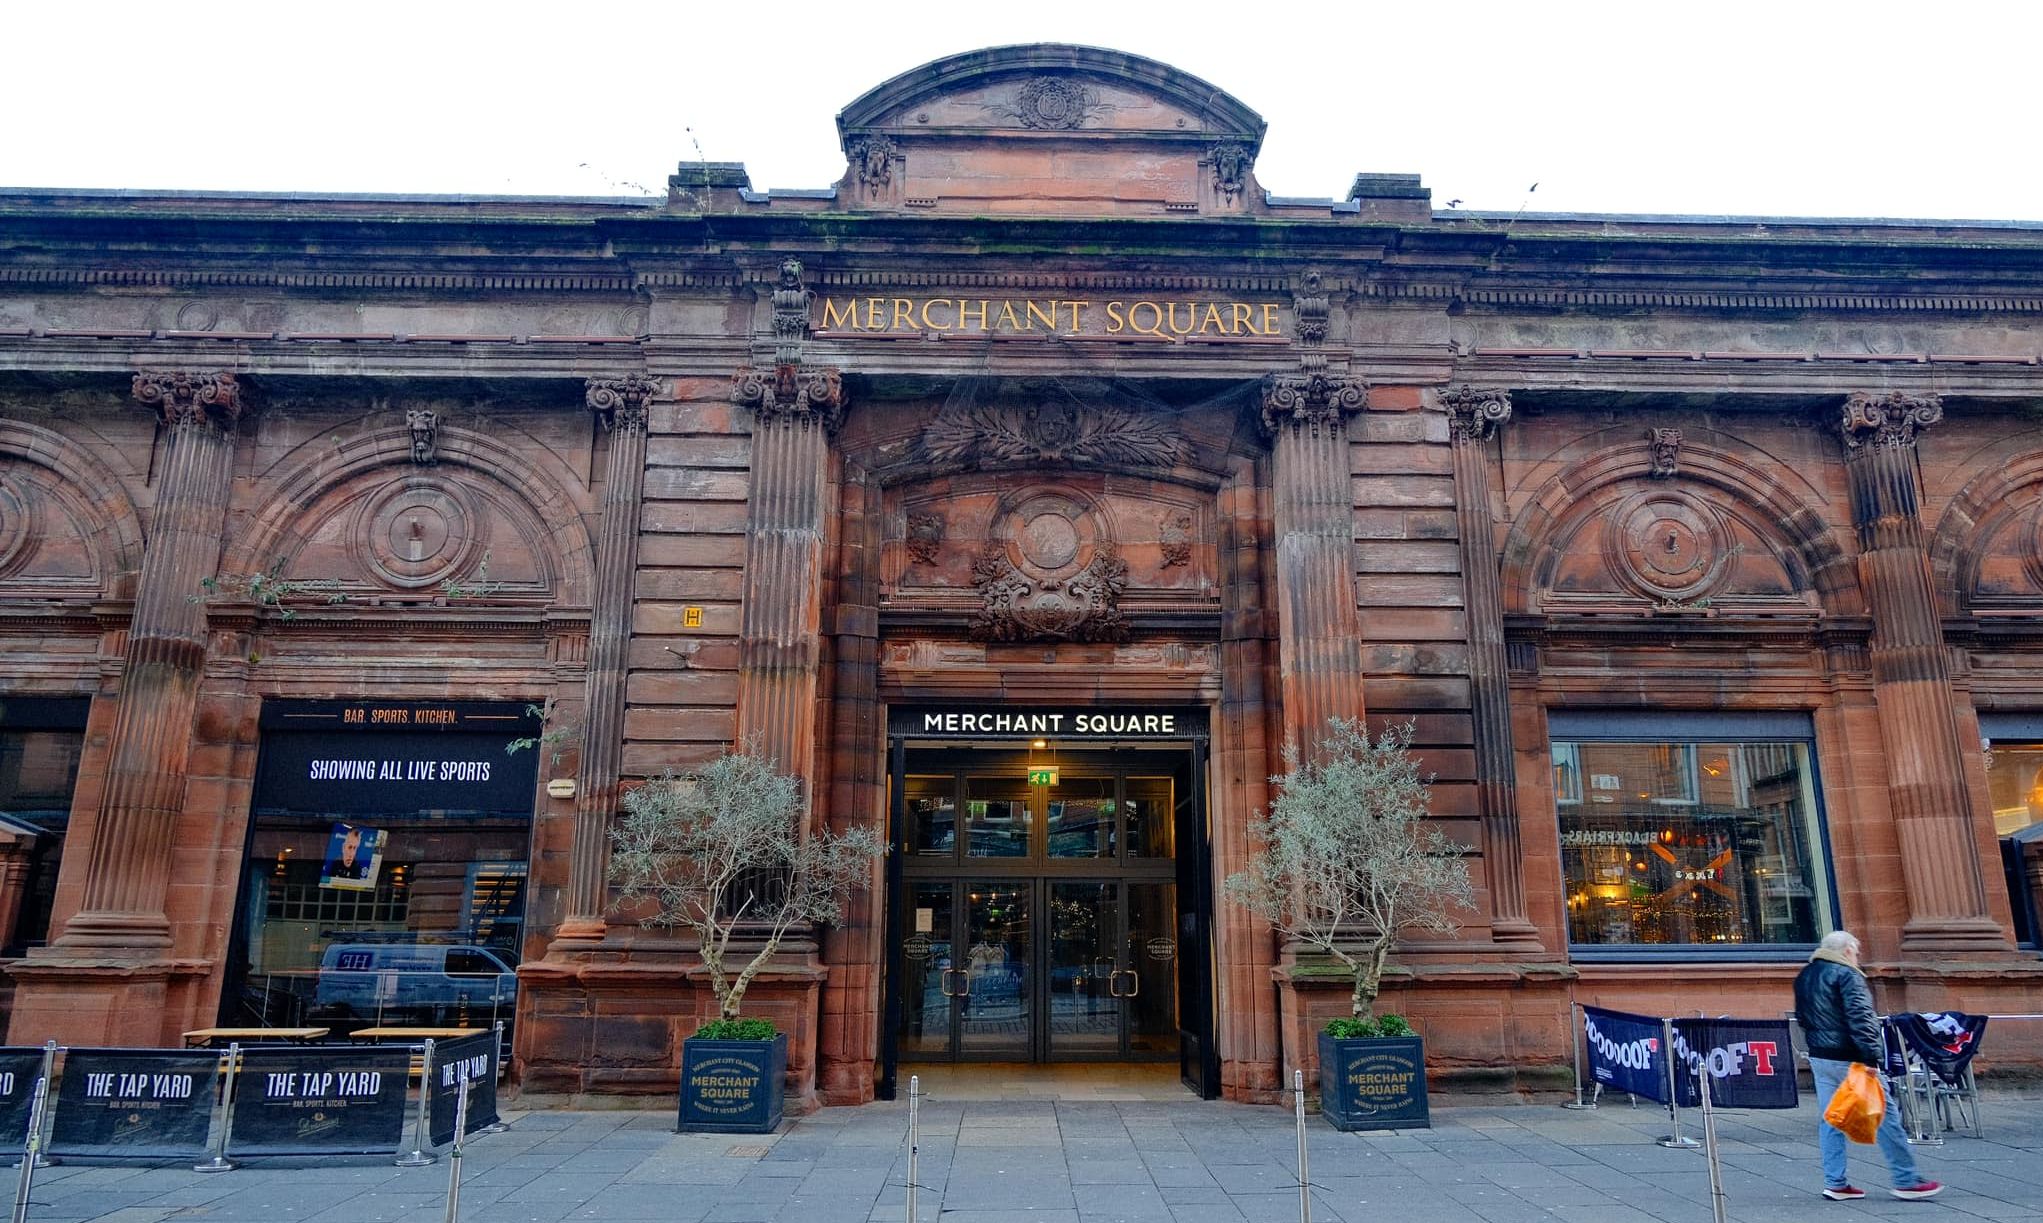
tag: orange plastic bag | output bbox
[1823,1063,1885,1144]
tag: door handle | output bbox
[939,969,955,998]
[940,968,969,998]
[1117,969,1140,998]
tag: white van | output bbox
[314,943,517,1020]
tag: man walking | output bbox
[1793,930,1943,1201]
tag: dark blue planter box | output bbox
[678,1033,787,1134]
[1318,1031,1429,1131]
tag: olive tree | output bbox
[609,750,884,1023]
[1225,719,1475,1020]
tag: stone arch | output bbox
[1929,443,2043,616]
[1499,431,1858,618]
[224,422,594,610]
[0,418,145,599]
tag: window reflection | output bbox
[1557,739,1830,947]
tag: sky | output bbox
[7,1,2039,222]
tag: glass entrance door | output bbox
[893,748,1200,1068]
[1046,879,1178,1059]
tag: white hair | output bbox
[1818,930,1861,956]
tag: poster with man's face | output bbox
[320,822,386,891]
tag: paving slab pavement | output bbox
[9,1090,2043,1222]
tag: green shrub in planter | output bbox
[610,751,885,1134]
[1318,1013,1427,1131]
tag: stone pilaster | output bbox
[1443,386,1538,945]
[1262,272,1366,756]
[1838,391,2004,951]
[555,375,656,945]
[731,364,845,785]
[56,372,242,952]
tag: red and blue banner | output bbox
[1672,1018,1798,1109]
[1582,1006,1671,1103]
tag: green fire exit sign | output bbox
[1028,767,1059,786]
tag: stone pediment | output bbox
[835,44,1267,217]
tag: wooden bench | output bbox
[182,1026,330,1047]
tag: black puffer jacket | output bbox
[1794,955,1882,1065]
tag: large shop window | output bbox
[0,698,88,956]
[229,700,539,1033]
[1980,715,2043,948]
[1550,711,1834,956]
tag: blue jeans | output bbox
[1809,1056,1923,1190]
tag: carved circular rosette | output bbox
[1603,489,1735,604]
[1259,372,1366,437]
[586,375,656,434]
[1441,385,1513,443]
[352,477,482,590]
[132,370,243,431]
[1838,391,1942,450]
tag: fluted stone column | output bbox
[1444,386,1538,945]
[1261,372,1367,755]
[732,366,844,785]
[57,372,242,952]
[556,375,655,945]
[1838,391,2004,951]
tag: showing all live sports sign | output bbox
[1581,1006,1671,1103]
[1672,1018,1798,1109]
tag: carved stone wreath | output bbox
[1601,490,1734,603]
[916,403,1189,470]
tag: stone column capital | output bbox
[132,371,243,431]
[1259,372,1366,437]
[586,375,657,434]
[733,365,846,433]
[1441,385,1513,443]
[1839,391,1942,451]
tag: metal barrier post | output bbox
[1694,1057,1728,1223]
[476,1021,508,1136]
[9,1075,47,1223]
[1562,1003,1596,1110]
[1292,1069,1311,1223]
[15,1043,53,1172]
[194,1042,240,1173]
[396,1039,438,1167]
[1656,1019,1698,1149]
[443,1071,471,1223]
[905,1074,919,1223]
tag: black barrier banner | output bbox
[50,1050,220,1157]
[1892,1012,1989,1086]
[428,1034,498,1146]
[0,1049,46,1144]
[1672,1018,1798,1109]
[1582,1007,1670,1103]
[229,1047,411,1156]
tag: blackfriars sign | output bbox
[891,707,1207,739]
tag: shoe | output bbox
[1823,1185,1866,1201]
[1891,1182,1944,1201]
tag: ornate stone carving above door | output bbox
[966,488,1130,642]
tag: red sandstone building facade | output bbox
[3,46,2043,1107]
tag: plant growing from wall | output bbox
[1225,718,1475,1022]
[505,698,580,767]
[608,749,884,1024]
[196,564,347,620]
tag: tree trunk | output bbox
[1353,938,1392,1019]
